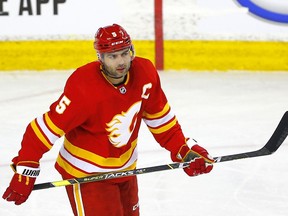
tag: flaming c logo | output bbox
[235,0,288,23]
[106,101,142,148]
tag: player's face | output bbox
[102,48,132,84]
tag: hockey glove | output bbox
[2,161,40,205]
[178,144,214,176]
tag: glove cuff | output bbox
[16,166,40,178]
[177,144,190,161]
[11,161,40,178]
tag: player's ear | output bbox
[130,45,135,61]
[97,52,104,62]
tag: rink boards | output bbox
[0,40,288,71]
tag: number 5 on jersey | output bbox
[56,95,71,114]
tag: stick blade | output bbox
[264,111,288,153]
[214,111,288,163]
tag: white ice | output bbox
[0,70,288,216]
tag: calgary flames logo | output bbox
[106,101,142,148]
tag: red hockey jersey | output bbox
[16,57,186,178]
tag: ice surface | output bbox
[0,70,288,216]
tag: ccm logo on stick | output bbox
[235,0,288,23]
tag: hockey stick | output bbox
[33,111,288,191]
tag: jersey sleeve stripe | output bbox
[147,118,177,134]
[36,114,61,144]
[44,113,65,136]
[30,119,53,150]
[143,109,174,128]
[142,103,170,119]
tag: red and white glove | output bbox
[2,161,40,205]
[176,143,214,176]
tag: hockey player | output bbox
[2,24,214,216]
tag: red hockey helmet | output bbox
[94,24,132,54]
